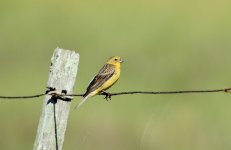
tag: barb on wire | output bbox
[0,87,230,100]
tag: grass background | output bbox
[0,0,231,149]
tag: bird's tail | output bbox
[75,94,92,109]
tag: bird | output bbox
[76,56,124,108]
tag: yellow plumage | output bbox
[77,56,124,108]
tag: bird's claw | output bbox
[101,91,112,101]
[104,94,111,101]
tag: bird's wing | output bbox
[83,64,115,97]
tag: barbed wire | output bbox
[0,87,230,100]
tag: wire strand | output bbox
[0,88,230,100]
[0,93,46,99]
[98,89,230,96]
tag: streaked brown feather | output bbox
[83,64,115,97]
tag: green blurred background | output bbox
[1,0,231,149]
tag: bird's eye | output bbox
[114,58,118,61]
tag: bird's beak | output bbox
[120,58,124,63]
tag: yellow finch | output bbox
[77,56,124,108]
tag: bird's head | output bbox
[107,56,124,67]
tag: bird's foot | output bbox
[101,91,112,101]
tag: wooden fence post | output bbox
[33,47,79,150]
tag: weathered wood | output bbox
[34,48,79,150]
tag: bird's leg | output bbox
[101,91,112,101]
